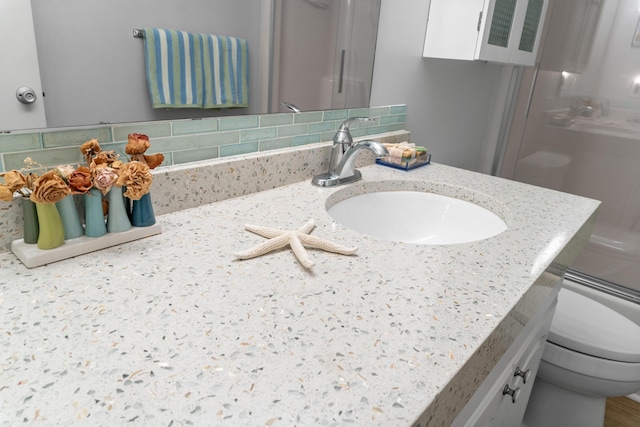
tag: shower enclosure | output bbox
[269,0,380,113]
[501,0,640,301]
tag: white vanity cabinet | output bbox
[423,0,549,66]
[451,288,557,426]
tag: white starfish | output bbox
[234,219,358,269]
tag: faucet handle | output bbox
[338,117,376,131]
[334,117,376,145]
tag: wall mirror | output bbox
[1,0,380,132]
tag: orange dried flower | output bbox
[68,166,93,194]
[0,185,14,201]
[115,161,152,200]
[126,133,150,155]
[143,153,165,169]
[30,170,71,204]
[80,139,101,164]
[2,170,27,192]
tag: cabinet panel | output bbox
[423,0,548,66]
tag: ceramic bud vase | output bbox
[56,194,84,240]
[131,192,156,227]
[35,202,65,250]
[83,188,107,237]
[107,186,132,233]
[21,197,39,244]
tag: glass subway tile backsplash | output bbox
[0,105,406,172]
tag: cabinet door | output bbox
[476,0,519,63]
[510,0,549,66]
[0,0,47,131]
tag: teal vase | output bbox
[131,192,156,227]
[56,194,84,239]
[35,202,65,250]
[21,197,39,244]
[83,188,107,237]
[107,186,132,233]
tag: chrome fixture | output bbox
[281,101,301,113]
[312,117,388,187]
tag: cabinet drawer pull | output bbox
[502,385,521,403]
[514,367,532,383]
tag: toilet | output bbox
[523,287,640,427]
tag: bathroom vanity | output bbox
[0,142,598,426]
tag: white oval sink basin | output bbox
[327,191,507,245]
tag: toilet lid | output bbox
[548,288,640,363]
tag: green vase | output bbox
[35,202,65,250]
[21,197,39,244]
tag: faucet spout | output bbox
[312,139,388,187]
[331,140,388,179]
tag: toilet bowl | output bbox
[523,288,640,427]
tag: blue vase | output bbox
[56,194,84,239]
[107,186,132,233]
[131,192,156,227]
[83,188,107,237]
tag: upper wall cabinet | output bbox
[423,0,549,66]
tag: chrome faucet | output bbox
[312,117,388,187]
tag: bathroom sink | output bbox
[327,190,507,245]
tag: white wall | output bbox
[370,0,505,171]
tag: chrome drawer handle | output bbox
[503,385,521,403]
[514,367,532,383]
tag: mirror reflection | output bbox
[1,0,380,132]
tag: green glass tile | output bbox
[99,142,128,159]
[278,124,308,138]
[293,112,323,124]
[42,127,113,148]
[220,141,259,157]
[260,113,293,127]
[0,132,42,153]
[219,115,259,131]
[241,127,277,142]
[368,106,390,117]
[366,125,389,135]
[172,147,219,165]
[4,146,85,170]
[308,121,335,133]
[349,128,368,138]
[197,131,240,147]
[321,131,337,142]
[146,135,198,153]
[113,123,171,142]
[172,118,219,135]
[323,109,349,121]
[390,105,407,115]
[380,114,407,125]
[347,107,371,118]
[260,137,293,151]
[388,124,406,132]
[292,134,321,146]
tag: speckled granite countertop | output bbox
[0,160,598,426]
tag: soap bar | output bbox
[382,142,428,165]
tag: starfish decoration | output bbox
[234,219,357,269]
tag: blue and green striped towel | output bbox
[142,28,248,109]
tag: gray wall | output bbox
[371,0,504,172]
[31,0,263,128]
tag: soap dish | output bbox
[376,153,431,171]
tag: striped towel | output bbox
[142,28,249,109]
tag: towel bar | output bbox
[133,29,144,38]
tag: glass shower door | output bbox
[506,0,640,298]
